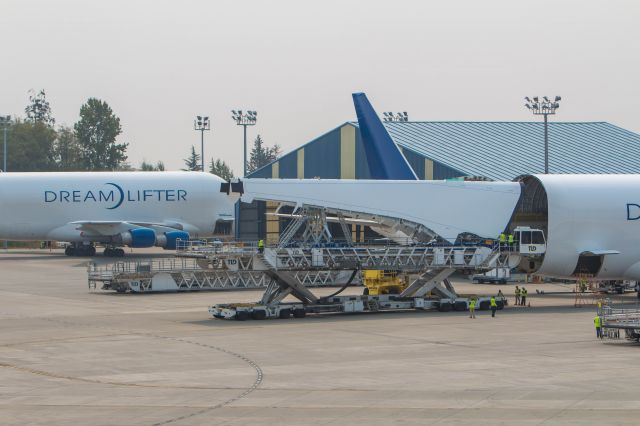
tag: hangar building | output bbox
[239,120,640,242]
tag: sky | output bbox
[2,0,640,174]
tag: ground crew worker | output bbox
[594,315,602,339]
[469,298,476,319]
[258,239,265,253]
[508,233,514,250]
[499,233,506,249]
[521,287,528,306]
[514,285,521,306]
[490,296,498,317]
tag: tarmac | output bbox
[1,248,640,425]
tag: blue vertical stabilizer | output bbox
[352,93,417,180]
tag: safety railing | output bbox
[88,257,203,279]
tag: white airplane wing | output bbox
[71,221,185,236]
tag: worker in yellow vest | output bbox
[514,285,521,306]
[508,234,514,251]
[258,239,265,253]
[521,287,528,306]
[490,296,498,317]
[594,315,602,339]
[469,298,476,319]
[499,233,506,249]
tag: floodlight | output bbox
[523,95,562,174]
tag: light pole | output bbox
[0,115,11,173]
[193,116,210,172]
[231,110,257,176]
[382,111,409,122]
[525,96,561,174]
[0,115,11,250]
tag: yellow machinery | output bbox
[362,270,408,295]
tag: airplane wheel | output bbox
[65,246,75,256]
[293,308,306,318]
[88,246,96,256]
[116,249,125,257]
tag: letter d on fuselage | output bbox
[627,203,640,221]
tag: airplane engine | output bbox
[156,231,190,250]
[121,228,156,248]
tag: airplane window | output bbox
[521,231,531,244]
[532,231,544,244]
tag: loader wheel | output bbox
[278,309,291,319]
[293,308,306,318]
[235,310,249,321]
[454,301,467,311]
[251,310,267,320]
[438,302,453,312]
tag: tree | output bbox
[25,89,55,126]
[74,98,128,170]
[209,158,234,180]
[182,146,201,171]
[3,119,57,172]
[247,134,281,173]
[140,160,165,171]
[53,126,83,171]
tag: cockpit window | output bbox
[532,231,545,244]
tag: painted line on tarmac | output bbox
[143,334,264,426]
[6,316,264,425]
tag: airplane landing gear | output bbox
[104,247,125,257]
[65,244,96,257]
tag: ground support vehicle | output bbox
[209,294,505,320]
[472,267,511,284]
[196,239,518,320]
[600,306,640,341]
[88,255,354,293]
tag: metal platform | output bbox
[176,239,520,272]
[87,256,357,293]
[183,239,523,320]
[596,305,640,341]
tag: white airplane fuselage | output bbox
[0,171,234,245]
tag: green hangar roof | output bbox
[249,121,640,181]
